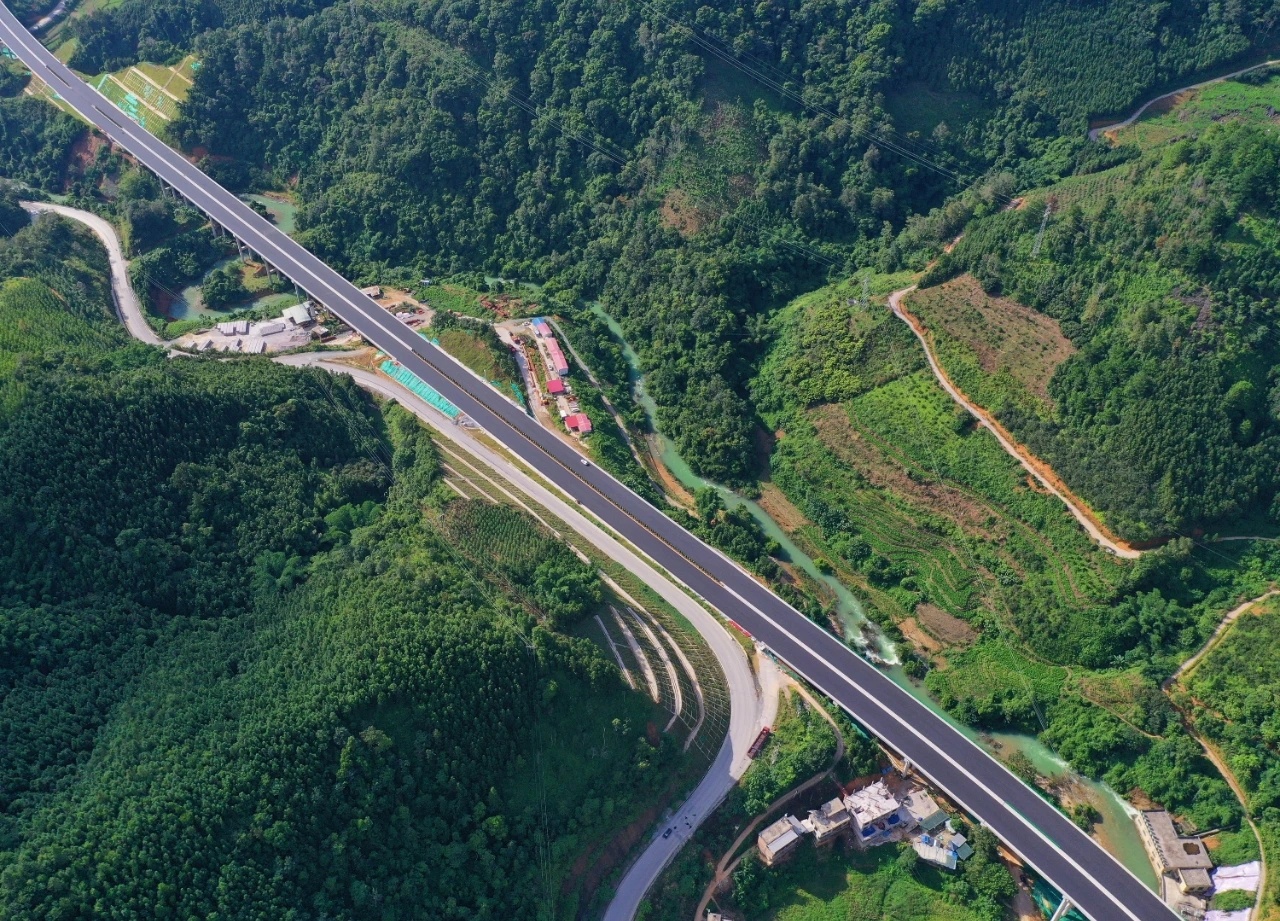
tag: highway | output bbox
[0,6,1174,919]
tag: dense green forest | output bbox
[0,208,683,918]
[51,0,1276,483]
[927,122,1280,540]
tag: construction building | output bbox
[757,814,807,866]
[1137,811,1213,894]
[845,781,906,845]
[901,789,948,833]
[802,797,851,846]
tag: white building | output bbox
[844,781,907,845]
[757,814,808,866]
[283,303,315,326]
[901,789,948,833]
[803,797,851,845]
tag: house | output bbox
[283,303,314,326]
[531,317,552,338]
[545,337,569,376]
[844,781,906,844]
[757,814,808,866]
[802,797,851,846]
[565,413,593,434]
[1137,811,1213,894]
[902,789,948,833]
[545,378,567,395]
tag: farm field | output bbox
[88,55,198,130]
[903,275,1076,418]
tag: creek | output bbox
[585,301,1157,888]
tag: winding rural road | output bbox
[888,286,1141,559]
[1089,58,1280,141]
[22,200,163,345]
[0,8,1177,918]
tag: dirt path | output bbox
[1164,589,1278,920]
[1165,589,1279,689]
[888,286,1142,559]
[1089,58,1280,141]
[694,683,846,921]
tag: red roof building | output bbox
[546,378,566,395]
[565,413,593,433]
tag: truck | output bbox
[747,726,773,759]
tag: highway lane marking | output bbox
[1,15,1168,918]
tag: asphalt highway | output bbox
[0,6,1175,919]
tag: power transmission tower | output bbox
[1031,201,1053,258]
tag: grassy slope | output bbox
[753,271,1277,837]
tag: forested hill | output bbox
[0,199,677,917]
[925,122,1280,541]
[57,0,1279,483]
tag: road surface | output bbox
[22,200,163,344]
[888,286,1141,559]
[1089,58,1280,141]
[0,8,1174,919]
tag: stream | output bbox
[586,301,1158,888]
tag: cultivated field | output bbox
[905,274,1075,416]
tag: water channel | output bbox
[584,301,1158,888]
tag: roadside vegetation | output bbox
[1179,598,1280,914]
[0,201,704,921]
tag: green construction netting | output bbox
[380,360,461,419]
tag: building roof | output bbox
[565,413,593,433]
[546,378,566,394]
[283,304,314,325]
[845,781,901,828]
[805,798,851,839]
[1177,868,1212,892]
[902,789,948,831]
[1141,811,1212,871]
[758,814,807,857]
[914,840,958,870]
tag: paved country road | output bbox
[0,6,1175,918]
[22,201,163,345]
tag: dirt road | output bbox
[888,286,1141,559]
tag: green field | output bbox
[89,55,198,130]
[732,827,1005,921]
